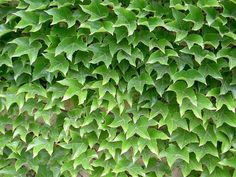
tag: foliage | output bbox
[0,0,236,176]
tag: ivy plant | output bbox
[0,0,236,177]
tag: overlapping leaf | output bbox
[0,0,235,176]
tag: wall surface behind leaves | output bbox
[0,0,236,177]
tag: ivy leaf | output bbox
[188,143,218,162]
[80,20,114,35]
[50,0,75,8]
[14,11,41,32]
[138,16,165,32]
[5,87,25,110]
[170,128,198,149]
[113,159,145,176]
[148,128,169,140]
[59,142,88,160]
[109,113,131,133]
[198,60,222,80]
[126,117,151,140]
[26,137,54,157]
[147,50,168,65]
[156,38,173,53]
[197,0,220,7]
[93,65,119,85]
[159,105,188,134]
[127,72,154,94]
[180,155,202,177]
[193,125,217,146]
[24,0,49,11]
[32,56,50,81]
[220,156,236,168]
[159,144,189,167]
[1,0,236,176]
[168,81,197,106]
[46,7,76,27]
[55,37,87,61]
[17,82,47,100]
[90,81,116,98]
[184,5,204,30]
[0,54,12,67]
[114,7,137,36]
[207,88,236,112]
[172,69,206,87]
[89,44,113,68]
[221,1,236,19]
[58,78,87,104]
[73,150,98,170]
[184,34,204,49]
[203,108,236,128]
[43,53,69,76]
[201,166,230,177]
[10,37,42,64]
[127,0,147,11]
[80,0,109,21]
[149,101,169,120]
[217,48,236,70]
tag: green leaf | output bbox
[188,143,218,162]
[114,7,137,36]
[59,142,88,160]
[168,81,197,106]
[147,51,168,65]
[17,82,47,99]
[159,144,189,167]
[127,0,147,11]
[221,1,236,19]
[32,56,50,81]
[220,156,236,168]
[73,150,97,170]
[149,101,169,119]
[170,128,198,149]
[4,87,24,110]
[0,54,13,67]
[184,34,204,49]
[109,113,131,133]
[43,53,69,76]
[80,20,114,34]
[172,69,206,87]
[55,37,87,61]
[26,137,54,157]
[126,117,151,140]
[113,159,145,176]
[156,38,173,53]
[58,78,87,104]
[148,128,169,140]
[180,155,202,177]
[93,65,119,85]
[184,5,204,30]
[0,0,236,176]
[198,60,222,80]
[138,16,165,32]
[197,0,220,7]
[89,44,113,68]
[159,105,188,134]
[127,72,154,94]
[193,125,217,146]
[10,37,42,64]
[46,7,76,27]
[80,0,109,21]
[24,0,49,11]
